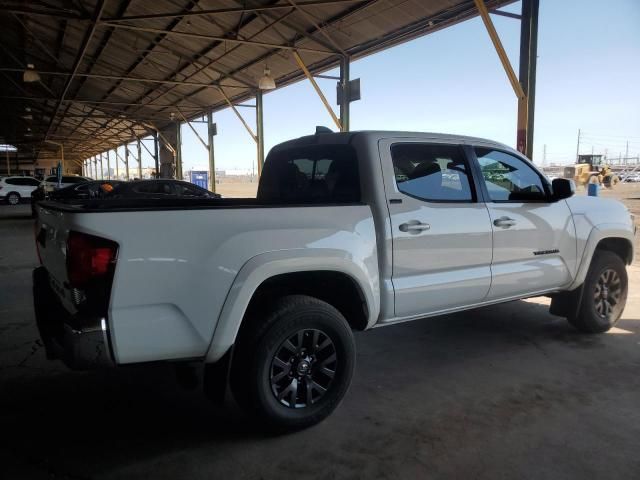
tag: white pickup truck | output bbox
[33,130,635,430]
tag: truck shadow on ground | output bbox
[1,300,639,479]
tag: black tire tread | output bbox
[230,294,355,431]
[569,250,627,333]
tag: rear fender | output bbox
[204,249,379,363]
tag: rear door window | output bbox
[62,176,88,184]
[391,143,474,202]
[177,183,209,197]
[133,182,174,195]
[258,145,360,203]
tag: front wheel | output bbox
[569,251,628,333]
[230,295,356,431]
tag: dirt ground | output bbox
[1,184,640,479]
[215,179,258,198]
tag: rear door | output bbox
[379,139,493,318]
[471,146,577,300]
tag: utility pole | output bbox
[575,129,581,162]
[625,140,629,162]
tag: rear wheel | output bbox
[230,295,355,431]
[6,192,20,205]
[569,251,627,333]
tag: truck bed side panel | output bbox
[56,205,377,364]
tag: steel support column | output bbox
[106,150,111,180]
[474,0,528,155]
[99,153,104,179]
[176,122,183,180]
[339,55,350,132]
[137,138,142,179]
[256,90,265,176]
[115,149,119,179]
[124,144,130,180]
[153,131,159,178]
[207,112,217,192]
[518,0,539,159]
[293,51,341,130]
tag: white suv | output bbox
[0,176,41,205]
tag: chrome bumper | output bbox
[33,266,115,370]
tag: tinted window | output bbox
[24,178,40,186]
[475,148,547,202]
[391,144,473,202]
[177,183,208,197]
[45,176,57,182]
[5,178,21,185]
[133,182,173,195]
[258,145,360,203]
[62,176,89,184]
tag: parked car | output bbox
[0,176,41,205]
[623,174,640,183]
[30,175,93,216]
[108,179,220,199]
[40,174,93,193]
[33,131,635,431]
[31,180,123,217]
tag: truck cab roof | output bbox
[273,130,514,154]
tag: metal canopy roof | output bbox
[0,0,513,169]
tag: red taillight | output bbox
[66,231,118,287]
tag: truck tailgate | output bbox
[35,205,75,311]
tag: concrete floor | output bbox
[1,203,640,479]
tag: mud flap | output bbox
[203,346,233,405]
[549,284,584,319]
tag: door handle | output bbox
[493,216,516,228]
[399,220,431,234]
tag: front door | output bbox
[472,147,577,300]
[380,140,493,319]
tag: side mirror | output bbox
[551,178,575,201]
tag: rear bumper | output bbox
[33,266,115,370]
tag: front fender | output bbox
[204,249,379,363]
[568,222,634,290]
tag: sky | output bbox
[126,0,640,174]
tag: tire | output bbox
[6,192,20,205]
[569,251,628,333]
[230,295,355,431]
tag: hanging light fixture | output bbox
[258,66,276,90]
[23,64,41,83]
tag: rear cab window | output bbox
[258,144,360,203]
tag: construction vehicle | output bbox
[563,154,620,188]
